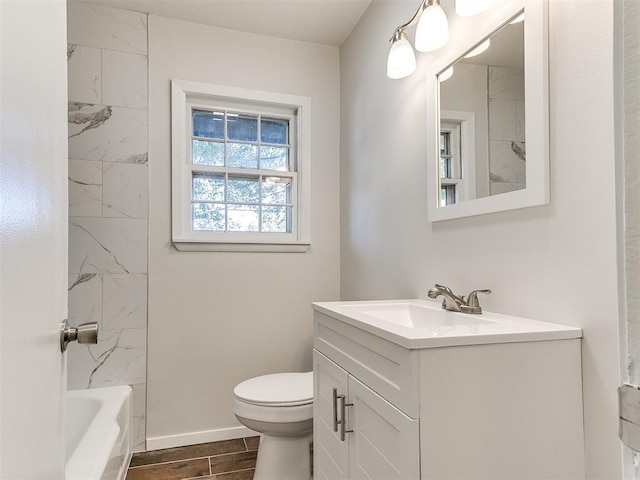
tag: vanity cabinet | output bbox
[313,350,420,480]
[312,302,585,480]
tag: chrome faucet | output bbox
[427,284,491,314]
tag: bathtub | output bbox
[66,386,133,480]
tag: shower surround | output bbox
[66,2,148,452]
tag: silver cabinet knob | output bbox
[60,319,99,352]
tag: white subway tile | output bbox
[103,274,147,330]
[67,2,147,54]
[68,44,101,104]
[103,163,149,219]
[102,50,147,110]
[69,159,103,217]
[69,217,147,274]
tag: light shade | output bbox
[455,0,491,16]
[439,66,454,82]
[464,39,491,58]
[387,32,416,79]
[415,2,449,52]
[510,12,525,24]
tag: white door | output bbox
[0,0,69,479]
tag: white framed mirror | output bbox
[426,0,549,222]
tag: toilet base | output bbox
[254,433,312,480]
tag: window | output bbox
[438,110,476,206]
[440,123,461,206]
[171,80,311,252]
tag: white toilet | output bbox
[233,372,313,480]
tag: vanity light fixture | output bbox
[386,0,450,79]
[415,0,450,52]
[439,65,454,82]
[463,38,491,58]
[387,30,417,79]
[455,0,492,17]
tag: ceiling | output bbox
[71,0,372,46]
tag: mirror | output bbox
[426,0,549,222]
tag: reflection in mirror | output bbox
[437,14,524,206]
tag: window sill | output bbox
[173,239,311,253]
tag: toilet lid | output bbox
[234,372,313,407]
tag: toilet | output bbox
[233,372,313,480]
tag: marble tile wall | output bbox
[66,2,148,452]
[488,65,526,195]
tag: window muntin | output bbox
[188,107,295,234]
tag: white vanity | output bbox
[312,299,585,479]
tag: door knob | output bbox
[60,319,99,352]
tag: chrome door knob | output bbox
[60,319,99,352]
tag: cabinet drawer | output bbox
[314,311,420,418]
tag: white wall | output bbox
[147,15,340,446]
[340,0,621,477]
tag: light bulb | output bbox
[415,1,449,52]
[464,39,491,58]
[387,32,416,79]
[439,66,454,82]
[455,0,492,17]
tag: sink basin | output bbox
[342,302,490,328]
[312,299,583,349]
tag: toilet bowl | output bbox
[233,372,313,480]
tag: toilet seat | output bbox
[234,372,312,407]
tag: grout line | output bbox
[243,438,248,451]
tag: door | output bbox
[314,350,350,480]
[0,1,69,479]
[349,376,420,480]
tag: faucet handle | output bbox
[461,289,491,314]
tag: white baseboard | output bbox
[146,425,258,451]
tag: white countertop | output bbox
[312,299,582,349]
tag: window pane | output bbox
[261,118,288,144]
[262,206,290,233]
[192,140,224,166]
[262,177,291,205]
[227,176,259,203]
[192,203,225,231]
[260,146,289,171]
[227,114,257,141]
[193,111,224,139]
[227,143,258,169]
[228,205,259,231]
[192,173,224,201]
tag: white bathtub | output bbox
[66,386,133,480]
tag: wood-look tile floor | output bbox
[125,437,259,480]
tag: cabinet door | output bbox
[314,350,350,480]
[348,376,420,480]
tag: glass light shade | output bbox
[510,12,525,24]
[415,3,449,52]
[439,66,454,82]
[455,0,491,16]
[387,34,416,79]
[464,39,491,58]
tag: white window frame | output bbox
[171,79,311,252]
[440,110,477,204]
